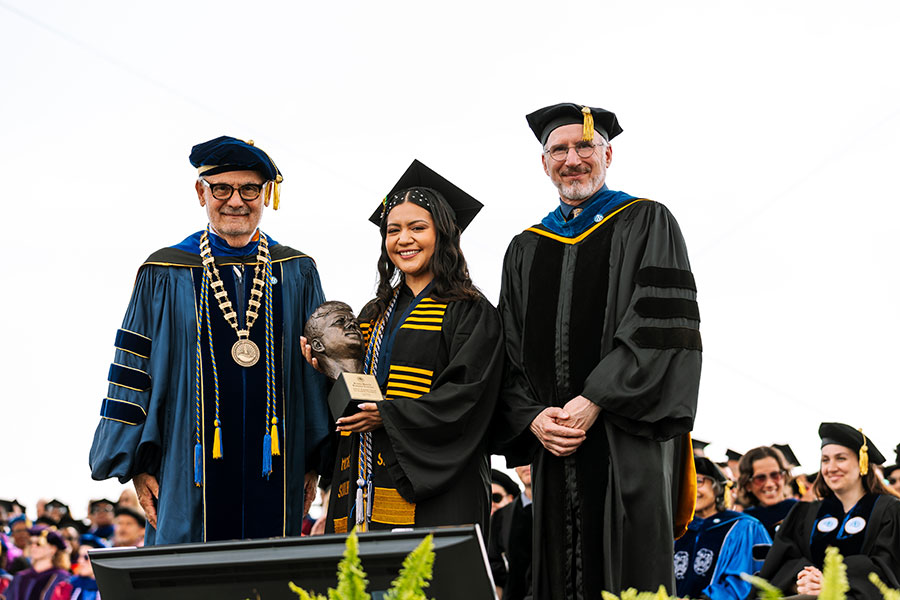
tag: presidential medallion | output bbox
[232,338,260,367]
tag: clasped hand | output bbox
[530,395,600,457]
[796,566,823,596]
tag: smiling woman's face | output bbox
[820,444,862,495]
[385,201,436,290]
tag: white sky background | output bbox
[1,0,899,518]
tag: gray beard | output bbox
[556,173,604,203]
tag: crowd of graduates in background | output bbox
[4,436,900,600]
[0,492,146,599]
[486,435,900,600]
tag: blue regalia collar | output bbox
[540,185,635,238]
[687,510,744,532]
[171,228,278,256]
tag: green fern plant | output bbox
[288,530,434,600]
[819,546,850,600]
[869,573,900,600]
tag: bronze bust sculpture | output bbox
[303,301,364,380]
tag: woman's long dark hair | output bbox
[371,187,479,317]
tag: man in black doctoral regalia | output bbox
[89,136,332,544]
[495,103,702,597]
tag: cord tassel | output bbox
[273,177,282,211]
[193,442,203,486]
[356,478,365,525]
[270,418,280,456]
[212,421,223,459]
[262,434,272,477]
[581,106,594,142]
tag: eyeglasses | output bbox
[889,476,900,485]
[544,141,605,162]
[491,493,506,503]
[751,470,785,485]
[200,178,263,201]
[696,476,713,487]
[90,506,114,514]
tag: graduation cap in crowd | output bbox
[0,498,26,515]
[369,159,483,232]
[884,464,900,482]
[819,422,886,476]
[895,443,900,464]
[114,505,147,529]
[189,136,284,209]
[773,444,800,468]
[45,499,69,515]
[89,498,117,513]
[725,449,744,462]
[695,456,728,485]
[526,102,623,145]
[491,469,521,499]
[691,437,710,457]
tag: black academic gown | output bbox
[756,493,900,600]
[488,495,534,600]
[495,199,702,598]
[326,286,504,534]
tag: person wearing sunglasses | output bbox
[757,423,900,598]
[4,527,72,600]
[737,446,796,539]
[89,136,332,545]
[674,457,771,600]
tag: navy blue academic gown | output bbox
[89,230,332,544]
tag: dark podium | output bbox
[91,525,496,599]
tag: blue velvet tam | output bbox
[526,102,623,144]
[78,533,109,549]
[189,136,282,182]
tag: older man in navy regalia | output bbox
[90,136,332,544]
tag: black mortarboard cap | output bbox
[773,444,800,468]
[89,498,117,511]
[819,422,886,466]
[114,505,146,529]
[491,469,521,499]
[895,443,900,464]
[526,103,623,145]
[45,499,69,513]
[691,438,710,450]
[0,498,26,514]
[189,136,282,182]
[695,456,727,484]
[368,159,483,232]
[725,449,744,462]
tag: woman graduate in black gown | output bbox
[756,423,900,600]
[312,160,504,535]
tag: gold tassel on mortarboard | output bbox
[582,106,594,142]
[858,429,869,475]
[724,480,734,509]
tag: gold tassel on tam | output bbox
[264,181,273,208]
[858,429,869,475]
[581,106,594,142]
[213,420,223,459]
[724,480,734,509]
[273,174,282,210]
[270,417,280,456]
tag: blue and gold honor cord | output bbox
[193,228,278,486]
[354,289,399,529]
